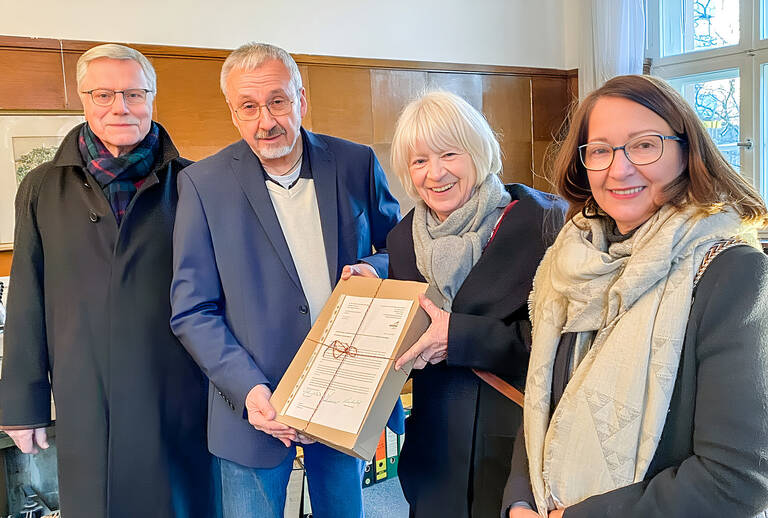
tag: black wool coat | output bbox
[0,124,219,518]
[387,184,566,518]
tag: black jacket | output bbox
[503,245,768,518]
[0,124,219,518]
[388,184,565,518]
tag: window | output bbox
[667,69,741,168]
[647,0,768,196]
[660,0,740,56]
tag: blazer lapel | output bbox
[229,141,301,290]
[304,130,339,283]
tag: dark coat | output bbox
[0,124,219,518]
[502,245,768,518]
[387,184,565,518]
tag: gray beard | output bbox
[257,142,294,160]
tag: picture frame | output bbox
[0,113,85,250]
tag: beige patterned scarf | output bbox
[524,204,758,515]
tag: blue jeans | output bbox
[220,442,364,518]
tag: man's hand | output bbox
[509,507,540,518]
[549,509,565,518]
[245,384,297,447]
[3,427,49,454]
[340,263,379,281]
[394,294,449,370]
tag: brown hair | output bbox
[550,74,767,226]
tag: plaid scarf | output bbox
[78,122,160,225]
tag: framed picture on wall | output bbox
[0,113,85,250]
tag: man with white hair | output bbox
[170,42,401,518]
[0,44,219,517]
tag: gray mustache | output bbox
[256,126,286,139]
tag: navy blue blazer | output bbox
[170,129,400,468]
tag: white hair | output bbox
[391,90,503,200]
[220,42,302,100]
[76,44,157,92]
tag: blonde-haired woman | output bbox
[504,74,768,518]
[386,90,566,517]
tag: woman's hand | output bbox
[395,294,449,370]
[509,507,539,518]
[549,509,565,518]
[340,263,379,280]
[295,432,317,445]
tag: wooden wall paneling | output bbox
[531,77,569,192]
[0,37,572,78]
[298,65,313,131]
[371,142,413,216]
[0,50,67,110]
[566,69,579,106]
[531,77,568,141]
[532,140,556,193]
[426,72,483,110]
[370,69,428,144]
[0,35,575,242]
[152,57,239,161]
[369,69,427,214]
[293,52,575,77]
[0,251,11,276]
[61,52,84,111]
[482,75,533,186]
[306,66,373,145]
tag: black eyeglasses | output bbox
[233,97,295,121]
[578,134,686,171]
[81,88,153,106]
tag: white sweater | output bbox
[265,178,332,324]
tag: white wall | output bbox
[0,0,569,69]
[562,0,582,70]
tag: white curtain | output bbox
[579,0,646,98]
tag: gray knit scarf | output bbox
[412,174,510,310]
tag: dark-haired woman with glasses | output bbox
[503,74,768,518]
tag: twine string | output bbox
[300,283,399,432]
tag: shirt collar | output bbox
[261,147,312,189]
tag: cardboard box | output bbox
[271,277,430,460]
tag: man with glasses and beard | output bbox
[170,42,401,518]
[0,44,219,518]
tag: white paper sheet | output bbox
[282,295,413,434]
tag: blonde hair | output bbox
[391,90,502,200]
[76,44,156,92]
[551,74,767,226]
[220,42,302,99]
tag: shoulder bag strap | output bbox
[473,199,525,407]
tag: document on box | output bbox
[282,295,413,434]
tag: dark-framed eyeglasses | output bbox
[578,134,687,171]
[233,97,295,121]
[81,88,154,106]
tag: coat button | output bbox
[299,304,309,314]
[88,210,99,223]
[83,181,92,189]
